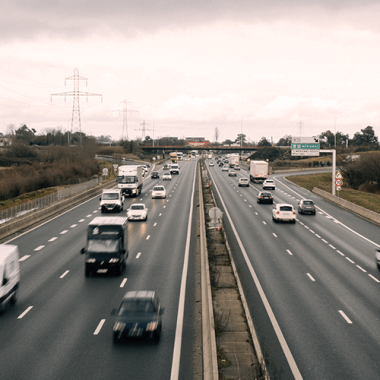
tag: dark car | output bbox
[219,162,224,167]
[257,191,273,204]
[151,171,159,179]
[112,291,164,343]
[163,163,170,170]
[298,199,316,215]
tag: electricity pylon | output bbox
[51,68,102,145]
[112,100,139,141]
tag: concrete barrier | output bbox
[312,187,380,225]
[0,180,117,241]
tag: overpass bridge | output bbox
[139,145,262,153]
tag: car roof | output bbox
[89,216,128,226]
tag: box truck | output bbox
[117,165,143,197]
[249,161,269,183]
[229,153,239,168]
[0,244,20,313]
[80,216,128,277]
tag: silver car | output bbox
[127,204,148,221]
[152,186,166,199]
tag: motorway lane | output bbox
[207,160,380,379]
[0,159,200,380]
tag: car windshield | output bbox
[118,300,155,315]
[280,206,293,211]
[102,193,119,200]
[131,205,144,210]
[88,239,119,253]
[118,176,136,184]
[154,187,164,191]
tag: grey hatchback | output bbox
[298,199,316,215]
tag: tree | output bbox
[223,139,234,146]
[15,125,36,145]
[235,133,247,146]
[257,137,271,147]
[319,130,335,148]
[351,126,378,149]
[276,135,292,147]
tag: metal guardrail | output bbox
[0,178,100,225]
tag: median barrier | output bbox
[312,187,380,225]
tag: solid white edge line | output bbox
[18,306,33,319]
[170,163,196,380]
[208,169,303,380]
[94,319,106,335]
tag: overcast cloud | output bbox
[1,0,380,143]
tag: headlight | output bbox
[86,258,96,263]
[113,322,125,331]
[109,258,120,263]
[146,321,158,331]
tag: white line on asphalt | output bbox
[255,212,258,215]
[315,234,321,238]
[356,265,367,273]
[287,250,293,256]
[60,230,68,234]
[263,221,266,225]
[159,213,162,216]
[304,226,309,230]
[249,205,252,208]
[86,214,92,217]
[94,319,106,335]
[79,219,85,222]
[48,237,58,242]
[60,270,69,278]
[120,278,127,287]
[136,252,141,259]
[309,230,315,233]
[368,274,380,283]
[70,224,77,228]
[34,245,45,251]
[19,255,30,261]
[339,310,353,324]
[146,235,150,240]
[346,257,355,264]
[163,206,166,208]
[322,239,328,243]
[154,223,157,226]
[307,273,316,282]
[329,244,336,249]
[93,210,98,213]
[337,250,345,256]
[273,233,277,237]
[18,306,33,319]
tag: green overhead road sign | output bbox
[291,143,320,150]
[291,136,320,157]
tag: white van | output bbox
[0,244,20,313]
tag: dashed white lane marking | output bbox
[18,306,33,319]
[94,319,106,335]
[146,235,150,240]
[368,274,380,283]
[346,257,355,264]
[79,219,85,222]
[154,223,157,226]
[136,252,141,259]
[19,255,30,261]
[93,210,98,213]
[263,221,267,225]
[304,226,309,230]
[60,230,68,235]
[329,244,336,249]
[86,214,92,217]
[163,206,166,208]
[273,233,277,237]
[337,250,345,256]
[322,239,328,244]
[48,237,58,242]
[287,250,293,256]
[255,212,258,215]
[339,310,353,324]
[356,265,367,273]
[34,245,45,251]
[70,224,77,228]
[159,213,162,216]
[249,205,252,208]
[170,195,172,197]
[315,234,321,238]
[60,270,69,279]
[309,230,315,233]
[120,278,127,287]
[307,273,316,282]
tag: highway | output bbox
[0,159,201,380]
[206,160,380,379]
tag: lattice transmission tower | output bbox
[51,68,102,145]
[112,100,139,141]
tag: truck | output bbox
[117,165,143,197]
[249,161,269,183]
[0,244,20,313]
[80,217,128,277]
[229,153,239,168]
[170,163,179,175]
[100,189,124,213]
[170,152,178,163]
[176,152,183,161]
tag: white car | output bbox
[238,178,249,187]
[263,179,275,190]
[234,164,240,170]
[152,185,166,199]
[209,162,214,167]
[228,170,237,177]
[272,203,296,223]
[162,172,172,180]
[222,165,229,172]
[127,203,148,221]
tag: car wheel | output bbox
[85,267,91,277]
[10,289,17,305]
[292,219,296,224]
[115,265,123,276]
[113,332,120,344]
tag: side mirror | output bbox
[2,277,8,286]
[80,248,86,255]
[121,249,126,254]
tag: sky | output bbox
[1,0,380,144]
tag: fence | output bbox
[0,177,100,224]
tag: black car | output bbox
[112,291,164,343]
[257,191,273,204]
[218,162,224,167]
[151,171,159,179]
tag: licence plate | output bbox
[97,269,108,273]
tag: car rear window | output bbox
[304,201,314,205]
[154,187,164,191]
[131,205,144,210]
[280,206,293,211]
